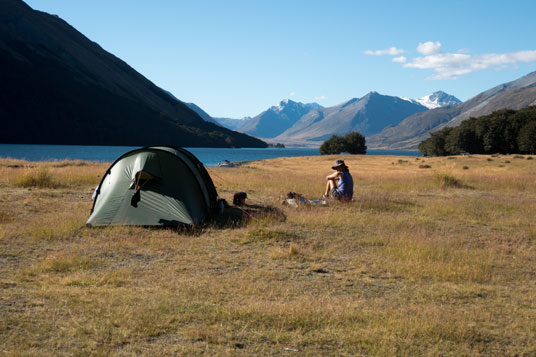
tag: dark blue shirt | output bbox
[336,170,354,199]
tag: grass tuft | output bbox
[15,168,60,188]
[433,172,468,189]
[31,255,101,274]
[242,228,300,244]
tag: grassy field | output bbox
[1,154,535,355]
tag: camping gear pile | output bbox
[282,192,327,208]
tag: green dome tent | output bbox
[87,146,218,227]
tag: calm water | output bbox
[0,144,420,166]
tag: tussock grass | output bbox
[15,167,60,188]
[433,172,470,189]
[1,155,536,355]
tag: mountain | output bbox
[413,91,461,109]
[368,71,536,150]
[0,0,266,148]
[183,102,220,125]
[214,117,252,130]
[239,99,323,138]
[274,92,429,144]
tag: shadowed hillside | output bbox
[0,0,266,147]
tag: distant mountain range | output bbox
[213,116,251,130]
[238,99,323,138]
[201,71,536,150]
[368,71,536,149]
[204,93,458,145]
[273,92,430,144]
[0,0,266,148]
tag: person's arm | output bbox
[326,171,341,181]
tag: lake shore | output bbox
[1,154,535,355]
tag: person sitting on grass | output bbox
[324,159,354,200]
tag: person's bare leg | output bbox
[325,180,336,196]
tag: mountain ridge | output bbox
[0,0,266,147]
[368,71,536,150]
[273,91,429,144]
[238,99,323,138]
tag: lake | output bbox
[0,144,420,166]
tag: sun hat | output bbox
[331,160,348,170]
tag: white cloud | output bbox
[403,49,536,80]
[289,92,296,97]
[314,95,327,100]
[417,41,442,55]
[364,46,405,56]
[392,56,407,63]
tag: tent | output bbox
[87,146,218,227]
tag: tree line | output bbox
[418,106,536,156]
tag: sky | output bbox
[25,0,536,118]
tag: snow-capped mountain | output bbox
[414,91,461,109]
[368,71,536,150]
[274,91,429,143]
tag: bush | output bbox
[16,168,60,188]
[433,172,465,189]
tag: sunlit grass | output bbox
[1,154,536,355]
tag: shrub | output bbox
[433,172,465,189]
[419,164,431,169]
[16,168,60,188]
[462,166,469,170]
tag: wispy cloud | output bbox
[404,49,536,79]
[364,47,405,56]
[289,92,296,97]
[392,56,407,63]
[314,95,327,101]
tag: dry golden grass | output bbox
[1,154,536,355]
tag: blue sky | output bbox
[25,0,536,118]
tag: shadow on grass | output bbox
[211,204,286,229]
[84,204,286,236]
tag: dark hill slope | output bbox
[0,0,265,147]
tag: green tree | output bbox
[418,127,453,156]
[343,132,367,154]
[517,121,536,154]
[319,132,367,155]
[319,135,347,155]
